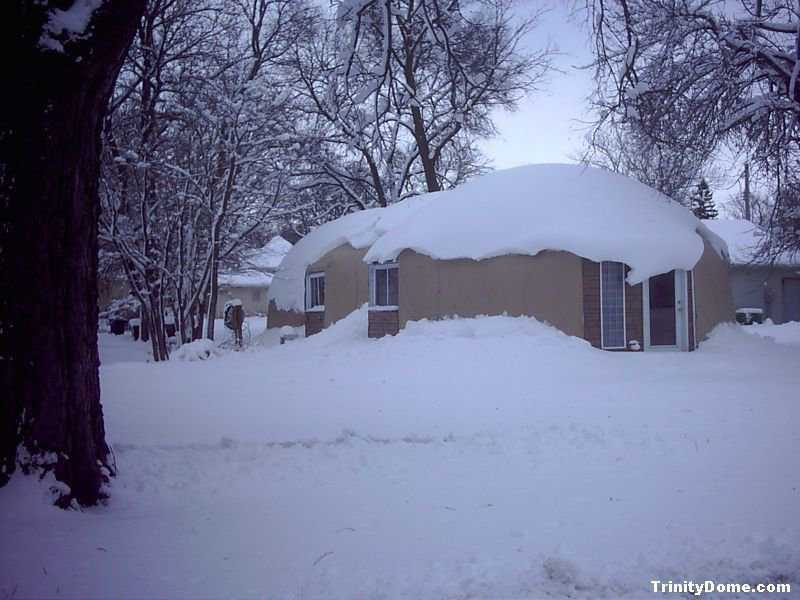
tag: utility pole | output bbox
[744,162,751,221]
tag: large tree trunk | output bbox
[0,1,145,506]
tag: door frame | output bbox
[643,269,689,351]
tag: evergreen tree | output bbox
[690,178,718,220]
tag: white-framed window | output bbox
[600,261,626,349]
[305,272,325,312]
[369,262,399,310]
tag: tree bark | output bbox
[0,1,145,505]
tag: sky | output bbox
[478,1,746,212]
[479,1,596,169]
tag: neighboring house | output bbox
[704,219,800,323]
[267,164,735,351]
[216,236,292,318]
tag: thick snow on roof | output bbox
[218,271,274,288]
[218,236,291,289]
[245,236,292,271]
[704,219,799,266]
[703,219,763,264]
[366,164,721,280]
[268,198,430,311]
[269,164,724,312]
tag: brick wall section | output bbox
[582,259,602,348]
[305,311,324,337]
[687,270,696,350]
[582,258,644,351]
[368,309,399,338]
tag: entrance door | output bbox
[644,270,688,350]
[649,271,676,346]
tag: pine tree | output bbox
[690,178,718,220]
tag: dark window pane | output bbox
[649,271,676,345]
[388,267,399,306]
[376,269,388,305]
[308,275,324,308]
[601,262,625,348]
[317,276,325,307]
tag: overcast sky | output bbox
[479,0,748,212]
[479,1,595,169]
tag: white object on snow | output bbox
[269,164,725,313]
[279,325,299,344]
[172,339,219,361]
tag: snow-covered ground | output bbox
[98,316,270,365]
[2,311,799,599]
[742,320,800,347]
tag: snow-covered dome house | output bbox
[267,164,734,351]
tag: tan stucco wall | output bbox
[307,244,369,327]
[692,238,735,341]
[397,250,585,337]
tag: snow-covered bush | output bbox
[172,339,219,361]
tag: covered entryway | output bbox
[643,270,690,351]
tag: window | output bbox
[370,263,399,309]
[600,261,626,349]
[305,272,325,311]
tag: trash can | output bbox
[109,319,127,335]
[735,308,763,325]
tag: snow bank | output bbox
[741,319,800,347]
[4,310,798,598]
[270,164,722,312]
[171,339,219,361]
[401,313,592,351]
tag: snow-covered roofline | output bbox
[268,164,727,313]
[703,218,799,266]
[219,271,274,288]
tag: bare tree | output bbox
[293,0,551,212]
[101,0,309,349]
[584,0,800,252]
[580,124,707,204]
